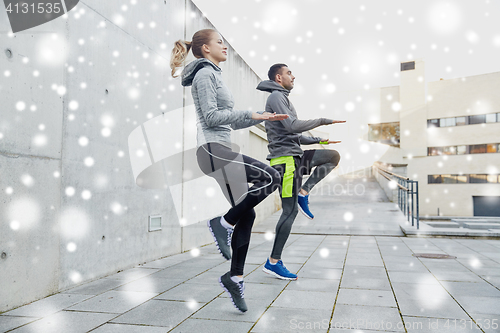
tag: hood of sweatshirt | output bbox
[256,80,290,96]
[181,58,221,87]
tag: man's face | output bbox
[277,66,295,90]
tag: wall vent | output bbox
[149,215,162,232]
[401,61,415,71]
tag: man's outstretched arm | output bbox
[299,135,342,145]
[268,93,333,133]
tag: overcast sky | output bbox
[192,0,500,114]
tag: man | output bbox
[256,63,345,280]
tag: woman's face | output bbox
[203,32,227,64]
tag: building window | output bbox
[428,175,442,184]
[428,143,499,156]
[428,174,499,184]
[428,113,498,128]
[469,114,486,125]
[486,113,497,123]
[470,174,488,183]
[368,122,400,147]
[469,144,487,154]
[456,116,467,126]
[487,143,498,153]
[487,175,498,183]
[443,146,456,155]
[428,119,440,128]
[457,145,467,154]
[442,174,457,184]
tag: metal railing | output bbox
[375,165,420,229]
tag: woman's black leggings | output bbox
[196,142,280,276]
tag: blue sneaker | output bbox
[263,258,297,280]
[298,194,314,219]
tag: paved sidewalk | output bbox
[1,235,499,333]
[1,174,500,333]
[254,173,405,236]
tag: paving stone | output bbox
[67,291,157,314]
[272,289,336,310]
[180,269,225,285]
[432,271,484,283]
[391,282,451,300]
[91,323,169,333]
[483,275,500,289]
[344,257,384,267]
[347,246,380,253]
[301,259,345,269]
[139,257,186,269]
[453,296,500,316]
[244,268,292,285]
[251,306,332,333]
[468,313,500,333]
[331,304,404,331]
[65,279,127,295]
[4,294,93,317]
[340,276,392,290]
[105,268,160,281]
[387,271,440,284]
[114,277,184,293]
[8,311,116,333]
[297,267,342,280]
[476,267,500,277]
[285,278,340,292]
[0,315,38,332]
[385,261,430,273]
[342,265,388,280]
[218,282,285,301]
[402,316,482,332]
[110,299,202,328]
[422,262,472,273]
[191,297,269,323]
[170,318,254,333]
[147,265,211,280]
[397,295,470,320]
[337,288,397,307]
[155,283,222,302]
[441,281,500,297]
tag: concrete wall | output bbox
[0,0,275,312]
[379,86,401,124]
[399,59,427,158]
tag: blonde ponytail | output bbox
[170,40,192,77]
[170,29,217,78]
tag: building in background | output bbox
[370,59,500,217]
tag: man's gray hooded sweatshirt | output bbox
[181,58,262,148]
[256,80,333,160]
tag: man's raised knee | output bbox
[330,150,341,165]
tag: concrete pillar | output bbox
[399,59,427,158]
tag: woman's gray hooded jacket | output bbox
[181,58,262,148]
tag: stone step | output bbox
[463,223,500,230]
[425,222,461,228]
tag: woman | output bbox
[170,29,287,312]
